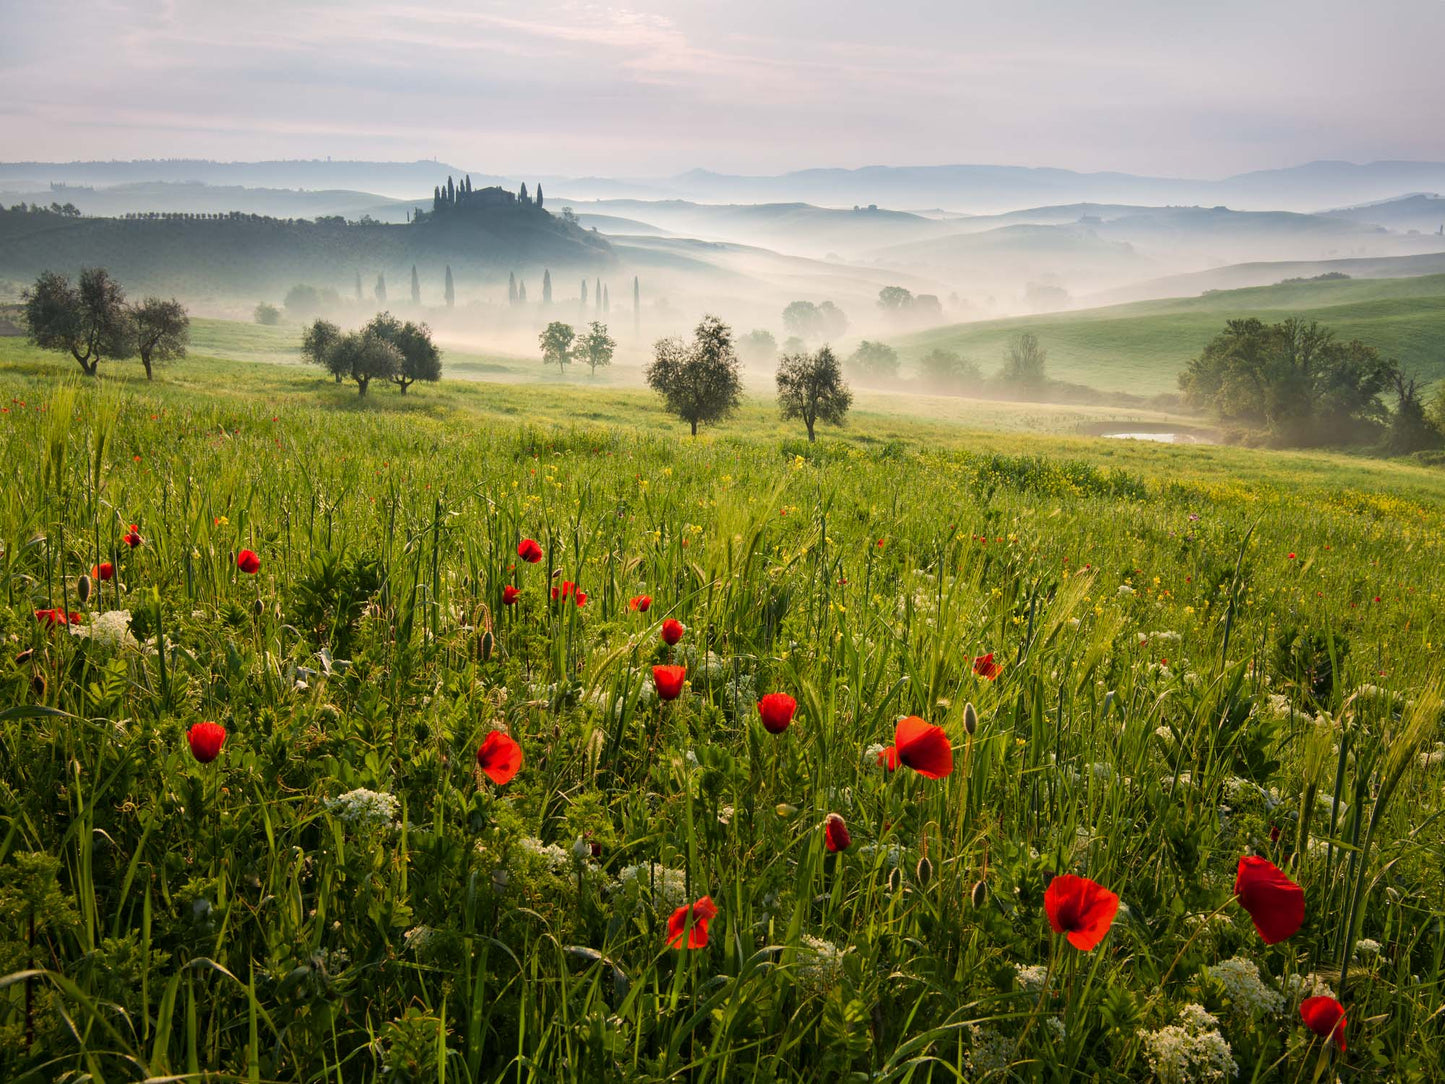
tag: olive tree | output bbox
[777,345,852,442]
[130,297,189,380]
[539,321,575,375]
[23,268,133,376]
[330,330,401,397]
[575,321,616,376]
[645,314,743,436]
[367,312,442,393]
[301,318,345,382]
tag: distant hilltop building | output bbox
[425,175,546,217]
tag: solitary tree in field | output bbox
[410,265,420,305]
[444,265,455,308]
[367,312,442,393]
[777,346,852,442]
[23,268,133,376]
[539,321,576,375]
[1001,332,1047,389]
[645,314,743,436]
[301,318,345,382]
[542,269,552,304]
[130,297,190,380]
[330,330,401,397]
[576,321,616,376]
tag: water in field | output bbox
[1101,430,1210,443]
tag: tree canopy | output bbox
[846,340,899,384]
[366,312,442,393]
[1179,317,1398,445]
[777,345,853,441]
[1001,332,1048,389]
[23,268,133,376]
[130,297,190,380]
[329,330,401,397]
[539,321,576,374]
[576,321,616,376]
[645,315,743,436]
[781,299,848,341]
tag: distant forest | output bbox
[0,179,612,297]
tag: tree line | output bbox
[21,268,189,379]
[300,314,443,397]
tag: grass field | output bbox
[2,337,1444,1081]
[894,274,1445,396]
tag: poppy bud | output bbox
[479,630,494,662]
[887,867,903,893]
[971,879,988,908]
[15,648,34,665]
[76,573,93,605]
[253,597,265,617]
[915,856,933,886]
[31,670,47,698]
[963,702,978,736]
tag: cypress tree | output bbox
[603,285,609,314]
[447,176,455,204]
[536,184,544,208]
[519,281,527,303]
[375,273,386,303]
[519,182,529,204]
[508,272,517,305]
[542,270,552,304]
[433,186,442,213]
[465,174,473,196]
[581,279,588,306]
[634,276,640,336]
[355,270,363,301]
[595,278,602,314]
[444,265,455,308]
[411,264,420,305]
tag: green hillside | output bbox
[894,273,1445,395]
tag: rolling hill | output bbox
[891,273,1445,396]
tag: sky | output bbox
[1,0,1442,179]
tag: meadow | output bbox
[2,337,1444,1082]
[895,274,1445,395]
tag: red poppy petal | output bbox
[894,716,954,778]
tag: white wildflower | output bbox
[70,610,138,650]
[1139,1003,1238,1083]
[1283,972,1336,1002]
[1205,957,1284,1016]
[1043,1017,1067,1042]
[1117,584,1136,597]
[325,788,399,831]
[1354,938,1382,959]
[965,1024,1013,1077]
[1015,963,1049,992]
[517,836,571,873]
[793,935,850,997]
[617,862,690,911]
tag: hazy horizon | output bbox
[4,0,1443,178]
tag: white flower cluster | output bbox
[617,862,689,911]
[403,925,442,954]
[1204,956,1284,1016]
[1117,584,1136,597]
[1015,963,1049,992]
[965,1023,1013,1077]
[793,935,850,997]
[1354,938,1383,959]
[517,836,572,873]
[1139,1003,1238,1083]
[71,610,138,649]
[325,788,400,831]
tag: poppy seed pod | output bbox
[963,702,978,737]
[76,573,93,605]
[915,856,933,886]
[971,879,988,908]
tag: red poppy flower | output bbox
[1299,996,1346,1051]
[92,562,115,582]
[661,618,685,646]
[1234,855,1305,944]
[824,813,851,852]
[1287,552,1297,560]
[236,549,261,574]
[877,745,900,771]
[187,721,227,764]
[653,664,686,701]
[123,525,143,548]
[629,594,652,612]
[34,608,82,628]
[972,653,1002,680]
[476,730,523,785]
[574,590,587,607]
[1043,873,1119,950]
[893,715,953,778]
[502,585,520,605]
[757,692,797,734]
[517,538,543,564]
[666,895,718,949]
